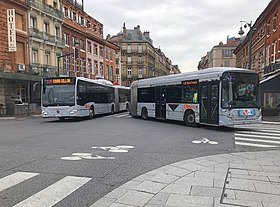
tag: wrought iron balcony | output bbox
[29,63,58,77]
[264,62,280,75]
[29,28,65,47]
[28,0,63,19]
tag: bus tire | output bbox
[89,106,94,119]
[141,107,148,120]
[111,105,114,114]
[184,110,196,127]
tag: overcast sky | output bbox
[84,0,271,73]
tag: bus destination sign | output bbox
[45,78,73,84]
[182,80,198,85]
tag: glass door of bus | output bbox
[199,81,219,125]
[155,87,166,119]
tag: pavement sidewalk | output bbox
[91,150,280,207]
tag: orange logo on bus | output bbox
[184,104,195,109]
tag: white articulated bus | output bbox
[130,67,262,127]
[41,77,130,120]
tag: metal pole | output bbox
[57,56,60,77]
[248,28,253,70]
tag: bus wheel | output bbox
[89,106,94,119]
[141,107,148,120]
[111,105,114,114]
[184,110,196,127]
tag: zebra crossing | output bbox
[234,124,280,148]
[105,112,132,118]
[0,171,91,207]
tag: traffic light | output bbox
[74,48,79,58]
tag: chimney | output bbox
[144,31,150,38]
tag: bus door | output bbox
[199,81,219,125]
[155,87,166,119]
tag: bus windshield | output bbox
[221,72,259,109]
[42,84,75,107]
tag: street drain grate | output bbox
[220,167,280,206]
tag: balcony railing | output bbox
[264,62,280,75]
[28,0,63,19]
[29,63,58,77]
[29,28,65,47]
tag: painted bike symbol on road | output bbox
[61,145,134,161]
[192,138,218,145]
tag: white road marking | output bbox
[235,137,280,145]
[234,133,280,140]
[13,176,91,207]
[235,141,278,148]
[0,172,39,192]
[116,114,129,118]
[236,131,280,137]
[192,138,218,145]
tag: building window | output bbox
[99,46,103,58]
[110,50,113,61]
[44,52,50,65]
[272,41,277,63]
[138,68,142,78]
[65,56,70,73]
[30,16,37,28]
[64,33,70,46]
[127,67,132,77]
[87,41,92,54]
[93,24,97,32]
[94,60,98,75]
[224,61,230,67]
[266,45,270,66]
[86,20,90,28]
[100,62,104,76]
[127,44,132,53]
[44,22,49,33]
[109,66,113,81]
[106,49,109,59]
[32,50,38,64]
[138,56,142,64]
[87,58,92,74]
[72,12,77,22]
[72,36,78,47]
[267,22,271,36]
[93,44,98,55]
[80,58,85,75]
[64,7,69,18]
[55,27,60,39]
[222,49,232,58]
[138,44,142,53]
[80,16,84,26]
[273,14,278,31]
[127,56,132,64]
[80,39,85,51]
[106,65,109,79]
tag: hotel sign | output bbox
[7,9,16,52]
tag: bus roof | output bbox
[76,77,114,87]
[133,67,257,87]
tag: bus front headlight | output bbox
[42,111,48,116]
[70,109,78,115]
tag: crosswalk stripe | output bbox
[0,172,39,192]
[236,131,280,137]
[13,176,91,207]
[256,129,280,133]
[234,133,280,140]
[235,141,278,148]
[235,137,280,145]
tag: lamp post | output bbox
[238,21,257,70]
[73,39,79,77]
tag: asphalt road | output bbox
[0,112,245,207]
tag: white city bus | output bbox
[130,67,262,127]
[41,77,130,120]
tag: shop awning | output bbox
[0,71,42,82]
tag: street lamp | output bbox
[238,21,257,70]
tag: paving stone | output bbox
[149,172,179,184]
[268,176,280,183]
[146,192,169,205]
[118,180,141,190]
[115,190,154,206]
[249,170,280,177]
[90,197,115,207]
[135,180,167,194]
[222,198,263,207]
[229,168,249,175]
[197,166,215,172]
[109,203,135,207]
[190,186,227,198]
[105,188,129,200]
[262,166,280,173]
[171,162,204,171]
[159,165,193,177]
[161,183,191,195]
[235,190,280,203]
[146,169,163,176]
[190,159,218,167]
[229,173,270,182]
[226,178,256,191]
[213,198,238,207]
[166,194,213,207]
[213,179,225,188]
[133,174,154,182]
[229,163,263,171]
[194,171,227,180]
[273,161,280,167]
[174,176,213,187]
[262,201,280,207]
[243,160,276,166]
[254,182,280,195]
